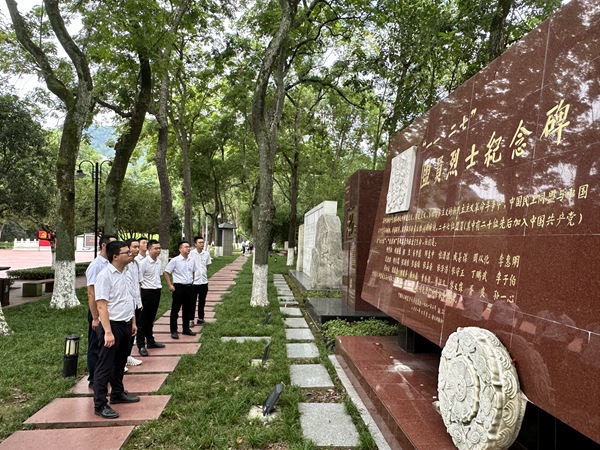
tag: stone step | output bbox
[286,343,319,359]
[71,373,169,396]
[24,395,171,429]
[299,403,360,448]
[290,364,334,388]
[285,328,314,341]
[221,336,271,343]
[280,307,302,316]
[0,427,135,450]
[284,318,309,328]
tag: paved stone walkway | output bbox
[0,257,246,450]
[275,273,360,449]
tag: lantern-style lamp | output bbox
[62,335,80,377]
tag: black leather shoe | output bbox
[182,329,197,336]
[147,342,165,349]
[170,332,179,339]
[197,319,205,325]
[110,392,140,404]
[138,346,149,357]
[95,404,119,419]
[189,320,195,328]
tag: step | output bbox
[284,318,309,328]
[299,403,359,448]
[286,343,319,359]
[71,373,169,395]
[0,427,135,450]
[285,328,315,341]
[290,364,334,388]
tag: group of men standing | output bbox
[85,235,211,419]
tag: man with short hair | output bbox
[137,239,166,356]
[190,235,212,327]
[135,236,148,263]
[93,241,140,419]
[85,233,116,389]
[164,241,196,339]
[124,238,143,367]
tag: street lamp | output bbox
[76,159,112,258]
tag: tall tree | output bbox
[250,0,299,306]
[5,0,94,308]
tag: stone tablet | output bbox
[362,0,600,444]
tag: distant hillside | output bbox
[85,125,115,157]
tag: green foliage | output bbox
[321,318,400,348]
[0,95,55,226]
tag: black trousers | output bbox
[170,283,193,333]
[93,320,131,410]
[87,309,99,383]
[190,283,209,321]
[138,288,161,348]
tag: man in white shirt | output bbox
[137,239,166,356]
[189,235,212,327]
[93,241,140,419]
[85,233,116,389]
[164,240,196,339]
[135,236,148,263]
[124,238,143,366]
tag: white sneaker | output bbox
[126,356,142,366]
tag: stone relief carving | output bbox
[385,146,417,214]
[438,327,527,450]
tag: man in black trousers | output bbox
[163,241,196,339]
[93,241,140,419]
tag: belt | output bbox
[174,283,193,287]
[110,319,132,325]
[141,287,162,291]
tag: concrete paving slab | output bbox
[144,343,201,355]
[285,328,315,341]
[284,318,309,328]
[24,395,171,429]
[221,336,271,343]
[0,427,135,450]
[290,364,334,388]
[299,403,360,448]
[277,289,293,294]
[278,296,296,301]
[286,343,319,359]
[279,301,299,307]
[280,307,302,316]
[71,373,168,395]
[124,356,181,373]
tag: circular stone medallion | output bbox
[438,327,527,450]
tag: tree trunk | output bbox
[250,0,299,307]
[0,305,12,335]
[155,0,190,254]
[104,54,152,234]
[488,0,515,62]
[181,137,193,240]
[5,0,94,309]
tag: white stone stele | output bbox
[301,200,337,277]
[386,145,417,214]
[438,327,527,450]
[296,225,304,272]
[310,214,343,289]
[286,247,295,266]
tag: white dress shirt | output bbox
[86,255,109,286]
[95,264,135,322]
[191,248,212,285]
[140,255,163,289]
[164,254,195,284]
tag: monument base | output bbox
[336,335,600,450]
[305,297,390,327]
[289,269,340,293]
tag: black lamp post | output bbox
[76,159,112,258]
[62,335,80,377]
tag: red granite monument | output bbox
[342,0,600,448]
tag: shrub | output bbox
[6,262,90,280]
[321,318,400,347]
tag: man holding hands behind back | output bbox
[93,241,140,419]
[163,241,196,339]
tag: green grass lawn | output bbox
[0,253,376,449]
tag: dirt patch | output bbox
[305,388,344,403]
